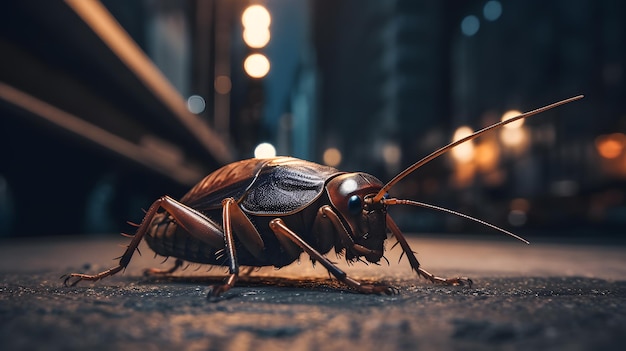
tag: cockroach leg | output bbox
[386,215,472,288]
[206,273,236,297]
[205,198,269,297]
[64,195,224,287]
[62,265,125,287]
[414,267,472,287]
[206,199,241,297]
[221,198,266,260]
[240,266,256,276]
[143,258,184,276]
[63,197,168,286]
[269,218,397,295]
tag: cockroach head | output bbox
[326,173,387,262]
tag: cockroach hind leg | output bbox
[143,258,183,276]
[62,265,124,287]
[417,267,473,288]
[344,276,399,295]
[439,276,473,288]
[60,273,82,287]
[361,285,398,295]
[206,273,237,299]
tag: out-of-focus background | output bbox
[0,0,624,240]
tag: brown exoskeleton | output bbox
[63,96,583,297]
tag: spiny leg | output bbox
[206,199,239,296]
[144,258,184,276]
[240,266,256,276]
[62,198,167,286]
[387,215,472,287]
[63,195,224,287]
[207,198,266,297]
[270,218,396,295]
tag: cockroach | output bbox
[63,95,583,296]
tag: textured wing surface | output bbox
[180,157,341,214]
[180,158,270,210]
[240,158,341,215]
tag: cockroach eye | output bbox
[348,195,362,214]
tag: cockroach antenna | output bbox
[372,95,583,243]
[373,95,584,202]
[382,198,530,244]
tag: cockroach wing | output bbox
[179,157,341,215]
[240,157,342,215]
[180,158,271,210]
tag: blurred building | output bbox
[308,0,626,236]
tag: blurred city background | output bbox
[0,0,624,240]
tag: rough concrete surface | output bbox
[1,235,625,351]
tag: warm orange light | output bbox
[323,148,342,167]
[382,142,401,167]
[474,139,499,171]
[499,126,529,148]
[501,109,524,129]
[244,54,270,78]
[242,5,271,29]
[243,28,270,48]
[453,162,476,188]
[451,126,475,163]
[241,5,271,76]
[510,198,530,212]
[214,75,231,94]
[595,133,625,159]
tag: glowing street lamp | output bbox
[243,28,270,48]
[242,5,271,29]
[244,53,270,78]
[241,4,271,78]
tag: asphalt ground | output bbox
[1,234,625,351]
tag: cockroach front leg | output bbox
[269,218,396,295]
[387,215,472,287]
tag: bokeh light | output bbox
[500,126,528,149]
[241,5,271,29]
[244,54,270,78]
[254,142,276,158]
[323,147,342,167]
[214,75,232,94]
[451,126,475,163]
[186,95,205,114]
[508,197,530,227]
[595,133,626,159]
[474,139,499,171]
[508,210,527,227]
[510,198,531,212]
[483,1,502,21]
[501,109,524,129]
[243,28,270,48]
[382,142,402,167]
[461,15,480,36]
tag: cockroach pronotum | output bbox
[63,95,583,296]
